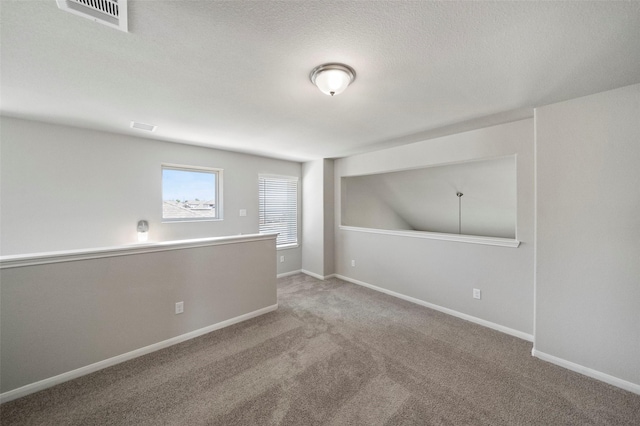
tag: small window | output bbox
[259,175,298,247]
[162,165,222,221]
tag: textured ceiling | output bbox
[1,1,639,161]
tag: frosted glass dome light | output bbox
[310,63,356,96]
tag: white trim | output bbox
[334,274,533,342]
[301,269,326,280]
[277,269,302,278]
[532,349,640,395]
[300,270,337,281]
[0,233,277,269]
[162,163,223,173]
[0,303,278,404]
[339,226,520,248]
[276,243,299,250]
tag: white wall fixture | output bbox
[56,0,128,32]
[309,63,356,96]
[137,220,149,242]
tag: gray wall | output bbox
[535,83,640,386]
[0,117,301,275]
[323,159,335,276]
[302,160,324,276]
[341,156,517,238]
[301,159,335,278]
[0,237,277,394]
[335,119,535,335]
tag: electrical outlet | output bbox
[473,289,481,300]
[351,260,356,267]
[280,255,285,263]
[175,301,184,314]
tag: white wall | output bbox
[301,159,335,278]
[341,176,414,231]
[535,83,640,388]
[334,119,535,336]
[0,117,301,275]
[341,156,517,238]
[1,236,277,396]
[323,159,335,276]
[302,160,324,276]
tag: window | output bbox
[259,175,298,247]
[162,165,222,221]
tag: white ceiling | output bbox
[1,1,639,162]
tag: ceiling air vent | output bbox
[130,121,157,132]
[56,0,128,32]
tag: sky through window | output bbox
[162,169,216,201]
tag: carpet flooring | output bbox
[1,273,639,425]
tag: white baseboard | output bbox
[532,349,640,395]
[277,269,302,278]
[0,304,278,404]
[301,270,337,281]
[334,274,534,342]
[301,269,326,280]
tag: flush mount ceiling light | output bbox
[310,63,356,96]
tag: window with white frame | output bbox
[259,175,298,247]
[162,165,222,221]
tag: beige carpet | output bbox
[2,273,639,425]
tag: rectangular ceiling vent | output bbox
[56,0,128,32]
[130,121,157,132]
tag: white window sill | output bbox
[277,243,299,250]
[339,226,520,248]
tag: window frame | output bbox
[161,164,223,223]
[258,174,299,249]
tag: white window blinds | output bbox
[259,175,298,247]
